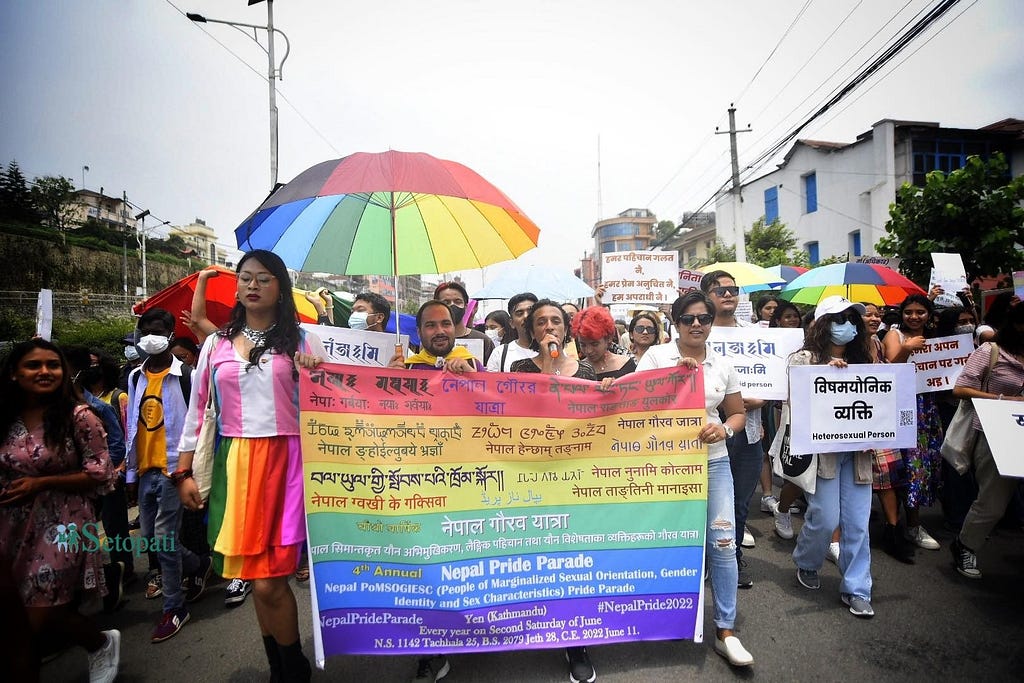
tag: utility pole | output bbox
[715,105,752,262]
[120,190,128,300]
[135,209,150,298]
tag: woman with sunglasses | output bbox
[882,294,943,552]
[790,296,877,618]
[636,291,752,667]
[627,312,662,363]
[177,250,326,681]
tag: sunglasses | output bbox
[633,325,657,335]
[828,311,860,324]
[678,314,714,326]
[711,286,740,297]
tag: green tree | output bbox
[30,175,77,245]
[878,153,1024,284]
[0,160,36,224]
[745,218,809,268]
[655,219,677,241]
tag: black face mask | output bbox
[448,305,466,326]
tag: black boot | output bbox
[881,523,915,564]
[262,635,283,683]
[278,639,312,682]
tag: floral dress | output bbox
[893,330,944,507]
[0,406,113,607]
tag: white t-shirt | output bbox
[635,343,740,460]
[486,341,538,372]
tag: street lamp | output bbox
[187,0,290,189]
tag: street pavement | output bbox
[43,503,1023,682]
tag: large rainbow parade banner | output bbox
[299,363,708,667]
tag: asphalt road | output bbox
[43,503,1024,682]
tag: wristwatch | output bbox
[722,424,735,439]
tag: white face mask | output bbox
[485,328,501,344]
[124,345,140,361]
[954,324,976,336]
[348,311,370,330]
[137,334,170,355]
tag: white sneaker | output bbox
[760,495,780,514]
[826,541,841,564]
[741,525,755,548]
[88,629,120,683]
[774,511,794,540]
[906,525,940,550]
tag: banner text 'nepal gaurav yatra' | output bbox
[298,364,710,664]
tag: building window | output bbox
[910,138,1011,186]
[764,186,779,224]
[803,173,817,214]
[687,248,697,260]
[597,222,636,239]
[806,241,819,265]
[849,230,861,257]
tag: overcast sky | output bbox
[2,0,1021,293]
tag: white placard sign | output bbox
[453,337,485,364]
[301,324,408,367]
[972,398,1024,478]
[35,289,53,341]
[789,364,918,455]
[907,333,973,393]
[602,250,679,305]
[679,268,703,293]
[707,327,805,400]
[929,268,968,308]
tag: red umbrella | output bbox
[133,266,320,341]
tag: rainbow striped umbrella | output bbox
[765,264,809,284]
[780,262,926,306]
[234,151,540,276]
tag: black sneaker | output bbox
[565,646,596,683]
[736,558,753,589]
[224,578,252,606]
[103,561,125,613]
[186,555,214,603]
[951,538,981,579]
[412,655,449,682]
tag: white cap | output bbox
[814,295,866,321]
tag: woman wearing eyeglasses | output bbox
[789,296,876,618]
[636,291,752,667]
[627,312,662,362]
[177,250,326,681]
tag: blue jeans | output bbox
[792,453,872,600]
[727,429,763,562]
[706,456,738,630]
[138,469,199,611]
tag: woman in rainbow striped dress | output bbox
[177,249,325,681]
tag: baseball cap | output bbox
[814,295,866,320]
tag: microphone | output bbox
[547,342,560,359]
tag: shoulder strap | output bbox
[178,364,193,405]
[980,342,1000,392]
[500,344,509,371]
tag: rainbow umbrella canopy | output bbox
[780,262,927,306]
[697,261,787,293]
[765,264,809,284]
[233,151,541,276]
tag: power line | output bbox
[733,0,814,105]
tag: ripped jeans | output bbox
[706,456,739,630]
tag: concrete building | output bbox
[68,190,137,232]
[168,218,220,265]
[715,118,1024,264]
[589,208,658,282]
[662,211,717,268]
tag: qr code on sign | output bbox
[899,410,914,426]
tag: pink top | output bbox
[179,329,326,452]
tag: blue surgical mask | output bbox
[830,321,858,346]
[348,311,370,330]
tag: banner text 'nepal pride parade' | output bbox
[297,363,709,665]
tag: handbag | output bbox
[770,403,817,494]
[940,343,999,475]
[191,339,219,500]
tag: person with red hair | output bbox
[572,306,636,380]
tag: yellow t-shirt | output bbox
[136,367,170,474]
